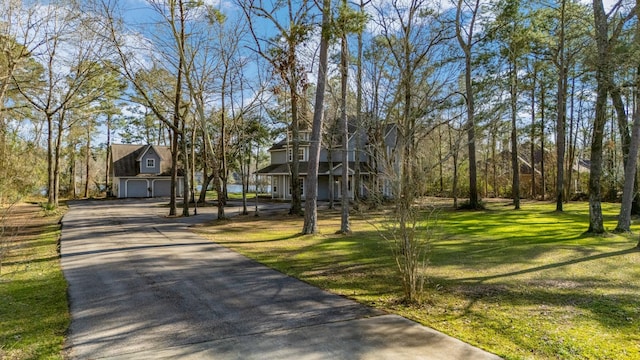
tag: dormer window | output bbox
[147,159,155,168]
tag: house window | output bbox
[288,148,305,161]
[147,159,155,168]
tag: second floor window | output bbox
[288,148,306,161]
[147,159,155,168]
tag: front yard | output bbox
[196,199,640,360]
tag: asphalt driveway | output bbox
[60,199,501,359]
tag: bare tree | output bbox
[97,0,196,216]
[14,2,110,209]
[241,0,313,216]
[455,0,482,209]
[371,0,451,303]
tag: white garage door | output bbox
[127,179,148,198]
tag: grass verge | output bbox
[0,203,69,360]
[196,199,640,360]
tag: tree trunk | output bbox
[181,126,190,217]
[218,78,228,218]
[588,0,610,234]
[289,80,302,216]
[302,0,330,234]
[84,130,91,198]
[353,0,365,204]
[567,76,576,201]
[616,14,640,231]
[540,82,546,201]
[449,125,459,208]
[555,0,567,212]
[530,66,537,199]
[339,20,351,234]
[510,60,520,209]
[328,150,334,209]
[69,144,76,199]
[46,114,55,208]
[242,148,249,215]
[191,127,197,205]
[198,133,211,204]
[456,0,481,209]
[105,114,111,196]
[170,130,178,215]
[53,113,65,208]
[616,84,640,232]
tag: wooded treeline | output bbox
[1,0,639,234]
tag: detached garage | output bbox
[110,144,184,198]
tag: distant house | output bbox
[110,144,184,198]
[256,123,395,201]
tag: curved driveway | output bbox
[60,199,501,359]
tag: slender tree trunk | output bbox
[105,114,111,196]
[181,122,190,217]
[218,77,228,218]
[53,114,64,208]
[289,78,302,216]
[555,0,567,212]
[456,0,481,209]
[302,0,330,234]
[616,79,640,232]
[47,114,55,207]
[449,125,459,208]
[540,82,546,201]
[438,126,444,194]
[589,0,610,234]
[530,67,537,199]
[616,12,640,232]
[84,130,91,198]
[339,18,351,234]
[328,150,334,209]
[254,143,260,217]
[242,148,249,215]
[69,143,76,199]
[567,76,576,201]
[510,60,520,209]
[353,0,365,204]
[198,133,210,204]
[170,129,179,215]
[609,84,640,213]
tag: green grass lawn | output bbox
[0,204,69,360]
[196,199,640,360]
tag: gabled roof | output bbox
[111,144,174,177]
